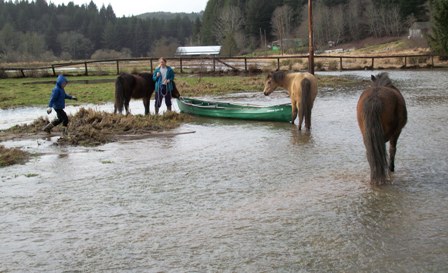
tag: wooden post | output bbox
[150,59,153,72]
[116,60,120,75]
[339,57,343,71]
[244,58,247,72]
[277,58,280,70]
[51,65,56,76]
[180,58,183,73]
[213,57,216,72]
[84,62,88,76]
[371,57,374,70]
[308,0,314,74]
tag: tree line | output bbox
[201,0,431,55]
[1,0,447,63]
[0,0,201,62]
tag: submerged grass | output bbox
[3,108,190,147]
[0,145,30,167]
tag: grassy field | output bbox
[0,73,359,109]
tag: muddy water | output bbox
[1,70,447,272]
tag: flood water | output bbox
[1,70,447,272]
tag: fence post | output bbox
[277,58,280,70]
[51,65,56,76]
[180,58,183,73]
[20,69,25,77]
[431,55,434,67]
[404,56,407,68]
[371,57,374,70]
[213,57,216,72]
[339,57,343,71]
[244,58,247,72]
[150,59,153,72]
[116,60,120,75]
[84,62,88,76]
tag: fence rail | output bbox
[1,54,446,78]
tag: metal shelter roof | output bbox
[175,46,221,56]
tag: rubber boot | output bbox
[155,107,159,115]
[62,127,68,137]
[167,105,172,112]
[43,123,54,134]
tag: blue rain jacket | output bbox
[48,75,72,109]
[153,66,175,94]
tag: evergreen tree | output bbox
[429,0,448,56]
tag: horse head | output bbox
[263,72,280,96]
[371,72,396,89]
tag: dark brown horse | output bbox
[114,72,180,115]
[357,72,407,185]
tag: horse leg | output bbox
[388,134,400,172]
[298,106,304,131]
[143,98,149,115]
[124,97,131,115]
[291,105,298,126]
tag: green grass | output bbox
[0,74,267,108]
[0,75,117,108]
[0,74,358,109]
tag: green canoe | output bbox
[177,97,292,122]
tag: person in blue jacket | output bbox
[43,74,77,134]
[152,57,175,114]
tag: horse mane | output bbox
[371,72,395,88]
[269,70,287,83]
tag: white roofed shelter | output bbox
[175,46,221,56]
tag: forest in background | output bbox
[1,0,446,63]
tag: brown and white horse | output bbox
[263,71,318,130]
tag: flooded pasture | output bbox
[0,70,447,272]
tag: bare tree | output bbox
[385,6,403,37]
[271,5,294,54]
[332,5,345,45]
[313,2,345,48]
[346,0,362,41]
[365,0,382,37]
[214,6,245,56]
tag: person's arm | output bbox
[153,68,160,81]
[48,88,58,108]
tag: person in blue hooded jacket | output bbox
[43,74,77,134]
[152,57,175,114]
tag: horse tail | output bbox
[301,78,312,130]
[362,94,388,185]
[114,75,125,114]
[172,80,181,98]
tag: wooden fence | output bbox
[1,54,445,78]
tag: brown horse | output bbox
[263,71,318,130]
[357,72,407,185]
[114,72,180,115]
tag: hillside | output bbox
[328,36,430,56]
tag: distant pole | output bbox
[308,0,314,74]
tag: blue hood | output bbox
[56,75,68,87]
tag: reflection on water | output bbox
[0,70,447,272]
